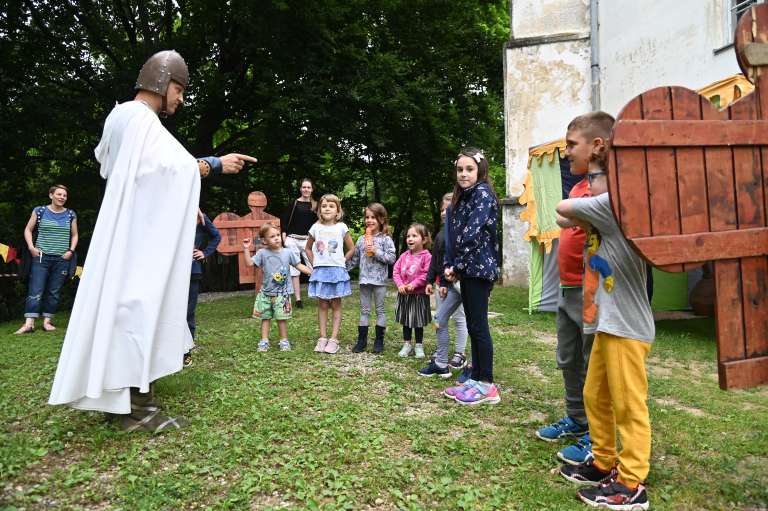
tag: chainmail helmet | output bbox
[135,50,189,95]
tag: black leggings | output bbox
[403,326,424,343]
[461,277,494,382]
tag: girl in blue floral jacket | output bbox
[443,147,501,405]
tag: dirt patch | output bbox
[522,411,548,425]
[250,492,293,509]
[647,357,718,382]
[654,397,710,418]
[648,365,673,378]
[517,363,549,382]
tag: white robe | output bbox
[49,101,200,414]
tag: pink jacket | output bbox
[393,249,432,294]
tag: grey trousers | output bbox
[359,284,387,327]
[556,286,595,427]
[434,283,468,365]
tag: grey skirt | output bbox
[395,293,431,328]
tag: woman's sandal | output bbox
[42,324,57,332]
[14,326,35,335]
[119,405,189,434]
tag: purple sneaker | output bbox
[443,379,476,398]
[455,382,501,405]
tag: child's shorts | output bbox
[252,292,292,320]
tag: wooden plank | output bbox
[702,96,738,232]
[719,355,768,389]
[743,42,768,66]
[714,260,746,364]
[671,87,709,272]
[612,120,768,146]
[630,228,768,265]
[612,96,652,238]
[641,87,683,272]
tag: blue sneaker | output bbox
[456,365,472,384]
[418,360,452,378]
[558,433,593,465]
[535,417,588,442]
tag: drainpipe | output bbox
[590,0,601,110]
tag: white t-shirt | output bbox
[308,222,348,268]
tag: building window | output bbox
[725,0,760,43]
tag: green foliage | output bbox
[0,0,510,258]
[1,287,766,509]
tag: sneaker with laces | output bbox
[577,479,649,510]
[323,339,340,354]
[457,365,472,384]
[257,340,269,352]
[278,339,291,351]
[448,352,467,370]
[444,379,476,398]
[558,433,593,465]
[314,337,328,352]
[398,342,413,357]
[418,360,452,378]
[535,416,589,442]
[414,343,425,358]
[559,459,616,486]
[454,382,501,405]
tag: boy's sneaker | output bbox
[414,343,425,358]
[448,352,467,370]
[314,338,328,352]
[456,365,472,384]
[559,459,616,486]
[535,416,588,442]
[257,340,269,352]
[183,353,193,368]
[558,433,593,465]
[454,382,501,405]
[278,339,291,351]
[398,342,413,357]
[577,479,649,510]
[418,360,452,378]
[444,379,476,398]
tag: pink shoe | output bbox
[314,337,328,352]
[324,339,340,354]
[455,383,501,405]
[443,379,476,398]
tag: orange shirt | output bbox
[558,178,590,286]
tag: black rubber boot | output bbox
[373,325,386,354]
[352,325,369,353]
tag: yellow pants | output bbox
[584,332,652,488]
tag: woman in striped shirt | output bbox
[15,184,79,334]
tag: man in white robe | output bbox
[49,50,256,432]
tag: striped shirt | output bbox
[36,207,75,256]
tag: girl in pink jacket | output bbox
[393,223,433,358]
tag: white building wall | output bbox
[598,0,741,116]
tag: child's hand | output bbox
[444,267,457,282]
[397,285,408,294]
[405,283,414,292]
[242,238,251,249]
[438,286,448,299]
[425,284,433,295]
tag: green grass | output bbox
[1,286,766,510]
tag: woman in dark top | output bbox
[281,178,317,308]
[16,184,79,334]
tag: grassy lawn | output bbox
[1,285,766,510]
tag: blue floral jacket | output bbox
[446,182,499,281]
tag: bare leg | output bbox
[292,276,301,301]
[278,320,288,339]
[330,298,343,339]
[261,319,271,340]
[318,299,329,338]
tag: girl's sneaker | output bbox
[443,379,476,398]
[258,340,269,352]
[418,360,452,378]
[448,352,467,370]
[314,337,328,352]
[455,382,500,405]
[278,339,291,351]
[398,342,413,357]
[414,343,425,358]
[323,339,340,354]
[558,433,593,465]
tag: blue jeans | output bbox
[460,277,495,382]
[24,254,70,318]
